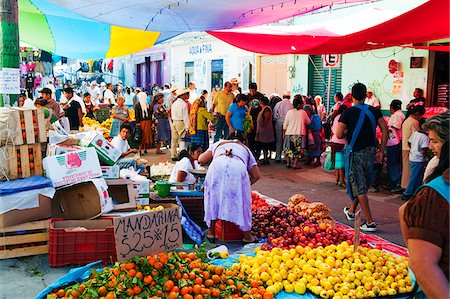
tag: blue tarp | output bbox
[0,176,53,196]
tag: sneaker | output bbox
[360,221,377,232]
[390,186,403,193]
[343,207,355,221]
[368,187,380,193]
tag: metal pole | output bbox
[326,68,332,114]
[0,0,20,107]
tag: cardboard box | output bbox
[106,179,137,211]
[133,180,150,205]
[43,148,102,188]
[52,178,113,219]
[79,131,121,165]
[101,166,120,179]
[46,144,83,156]
[112,203,182,261]
[0,194,51,228]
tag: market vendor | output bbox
[168,143,202,190]
[111,124,145,173]
[198,131,261,243]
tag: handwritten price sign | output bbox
[0,68,20,94]
[113,205,182,261]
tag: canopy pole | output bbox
[326,68,332,114]
[0,0,20,107]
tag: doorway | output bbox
[185,61,194,87]
[211,59,224,89]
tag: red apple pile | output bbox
[262,221,368,250]
[251,205,307,239]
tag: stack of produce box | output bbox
[0,108,51,259]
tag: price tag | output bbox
[113,206,182,261]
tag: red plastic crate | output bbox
[49,218,117,267]
[214,220,243,242]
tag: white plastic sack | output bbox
[0,187,55,214]
[119,168,146,181]
[0,108,19,147]
[48,130,69,145]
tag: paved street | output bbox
[0,150,406,299]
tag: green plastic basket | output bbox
[94,107,111,123]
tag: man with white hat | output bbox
[88,81,100,105]
[230,77,241,97]
[365,88,381,109]
[165,84,178,111]
[99,82,107,103]
[170,88,190,160]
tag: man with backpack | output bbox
[336,83,388,232]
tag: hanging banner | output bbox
[0,68,21,94]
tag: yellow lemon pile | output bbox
[233,242,413,299]
[136,205,165,211]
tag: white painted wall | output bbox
[291,54,309,96]
[170,39,255,93]
[341,47,429,110]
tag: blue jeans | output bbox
[404,161,426,196]
[386,144,402,189]
[116,158,145,174]
[213,114,229,142]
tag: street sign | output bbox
[322,54,341,68]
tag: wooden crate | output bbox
[11,108,47,145]
[6,144,43,179]
[0,220,49,259]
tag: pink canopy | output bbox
[209,0,449,54]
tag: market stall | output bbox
[0,107,417,299]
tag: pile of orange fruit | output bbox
[47,251,274,299]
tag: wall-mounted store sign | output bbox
[189,44,213,55]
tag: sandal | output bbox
[242,237,257,243]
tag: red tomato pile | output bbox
[251,192,269,212]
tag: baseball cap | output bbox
[367,88,373,93]
[40,87,52,94]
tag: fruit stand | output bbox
[35,191,416,299]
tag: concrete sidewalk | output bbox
[0,150,406,299]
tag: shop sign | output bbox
[189,44,212,55]
[0,68,20,94]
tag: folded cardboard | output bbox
[106,179,137,211]
[43,147,102,188]
[0,194,51,228]
[52,178,113,219]
[133,180,150,205]
[46,144,83,156]
[111,203,182,261]
[101,166,120,179]
[79,131,121,165]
